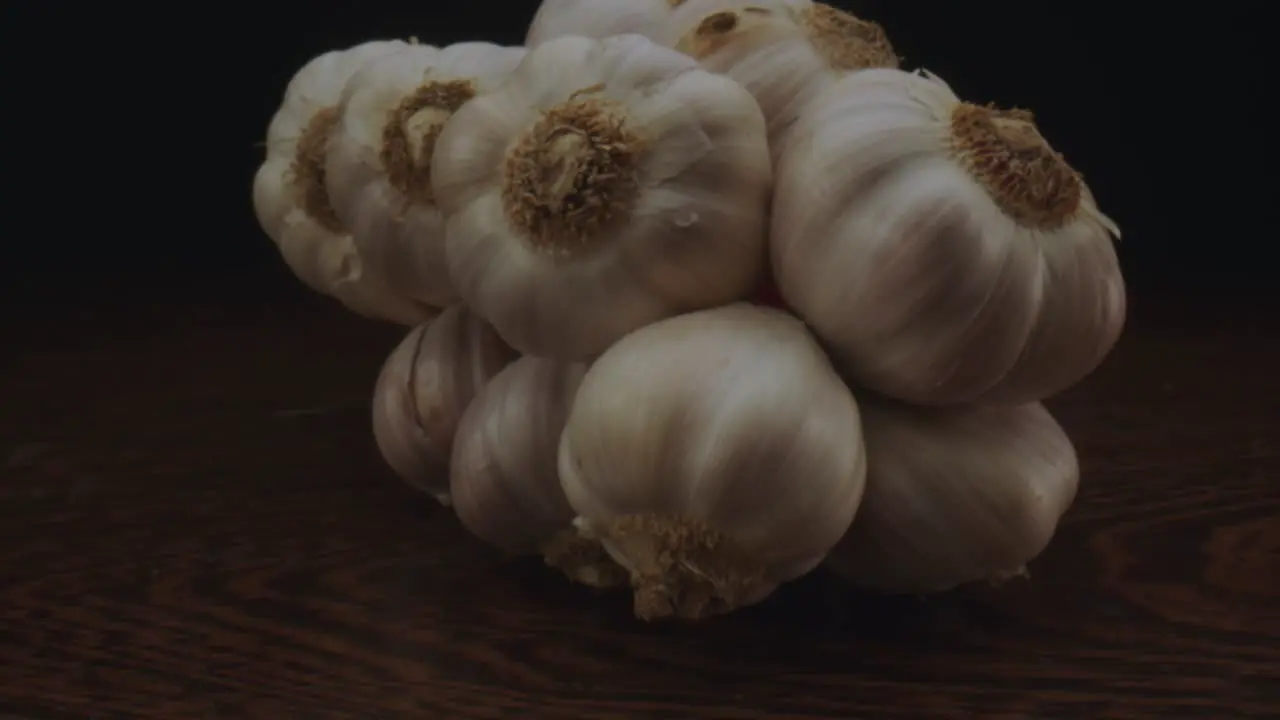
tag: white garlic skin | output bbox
[251,40,431,325]
[370,306,516,503]
[559,304,867,615]
[772,68,1126,406]
[824,399,1079,594]
[450,357,587,554]
[662,0,893,161]
[525,0,674,46]
[326,42,527,309]
[431,34,772,361]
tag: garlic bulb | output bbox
[662,0,897,160]
[252,40,432,325]
[772,69,1126,406]
[371,306,516,503]
[431,34,772,360]
[525,0,673,47]
[450,356,628,588]
[326,42,527,308]
[824,398,1079,594]
[559,304,867,620]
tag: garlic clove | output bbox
[431,34,772,361]
[525,0,676,47]
[662,0,897,161]
[558,303,867,620]
[824,398,1079,594]
[772,68,1126,405]
[450,356,628,588]
[252,40,436,326]
[371,306,517,503]
[326,42,527,309]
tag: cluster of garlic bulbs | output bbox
[251,0,1123,622]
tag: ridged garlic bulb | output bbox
[326,42,527,308]
[525,0,674,47]
[559,304,867,620]
[431,34,772,361]
[450,357,628,588]
[663,0,897,160]
[370,306,516,503]
[772,69,1126,406]
[252,40,431,325]
[824,399,1079,593]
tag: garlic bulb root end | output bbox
[291,106,344,233]
[501,89,645,257]
[381,79,478,204]
[539,528,630,589]
[602,514,765,621]
[676,10,760,59]
[799,3,899,71]
[948,102,1083,229]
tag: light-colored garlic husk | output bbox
[450,356,629,589]
[252,41,433,325]
[661,0,897,161]
[371,305,517,503]
[772,68,1126,406]
[525,0,675,47]
[326,42,527,308]
[824,398,1079,594]
[431,34,772,361]
[558,303,867,620]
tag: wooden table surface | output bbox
[2,273,1277,719]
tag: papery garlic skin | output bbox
[525,0,674,47]
[558,304,867,620]
[824,399,1079,594]
[327,42,527,308]
[662,0,897,160]
[252,41,432,325]
[772,69,1126,406]
[370,306,516,503]
[432,34,772,360]
[450,356,627,588]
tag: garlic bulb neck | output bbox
[502,90,645,257]
[591,514,765,621]
[292,106,344,233]
[538,528,630,588]
[381,79,478,204]
[949,102,1083,230]
[798,3,898,71]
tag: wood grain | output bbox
[1,274,1277,719]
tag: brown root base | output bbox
[949,102,1082,229]
[540,529,629,589]
[291,106,344,232]
[801,3,899,71]
[602,514,766,622]
[500,87,643,257]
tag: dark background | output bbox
[5,1,1268,294]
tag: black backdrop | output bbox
[6,1,1268,293]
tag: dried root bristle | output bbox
[667,0,687,6]
[501,90,644,257]
[540,528,630,589]
[381,79,477,204]
[602,514,766,621]
[949,102,1083,229]
[291,106,344,232]
[800,3,899,71]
